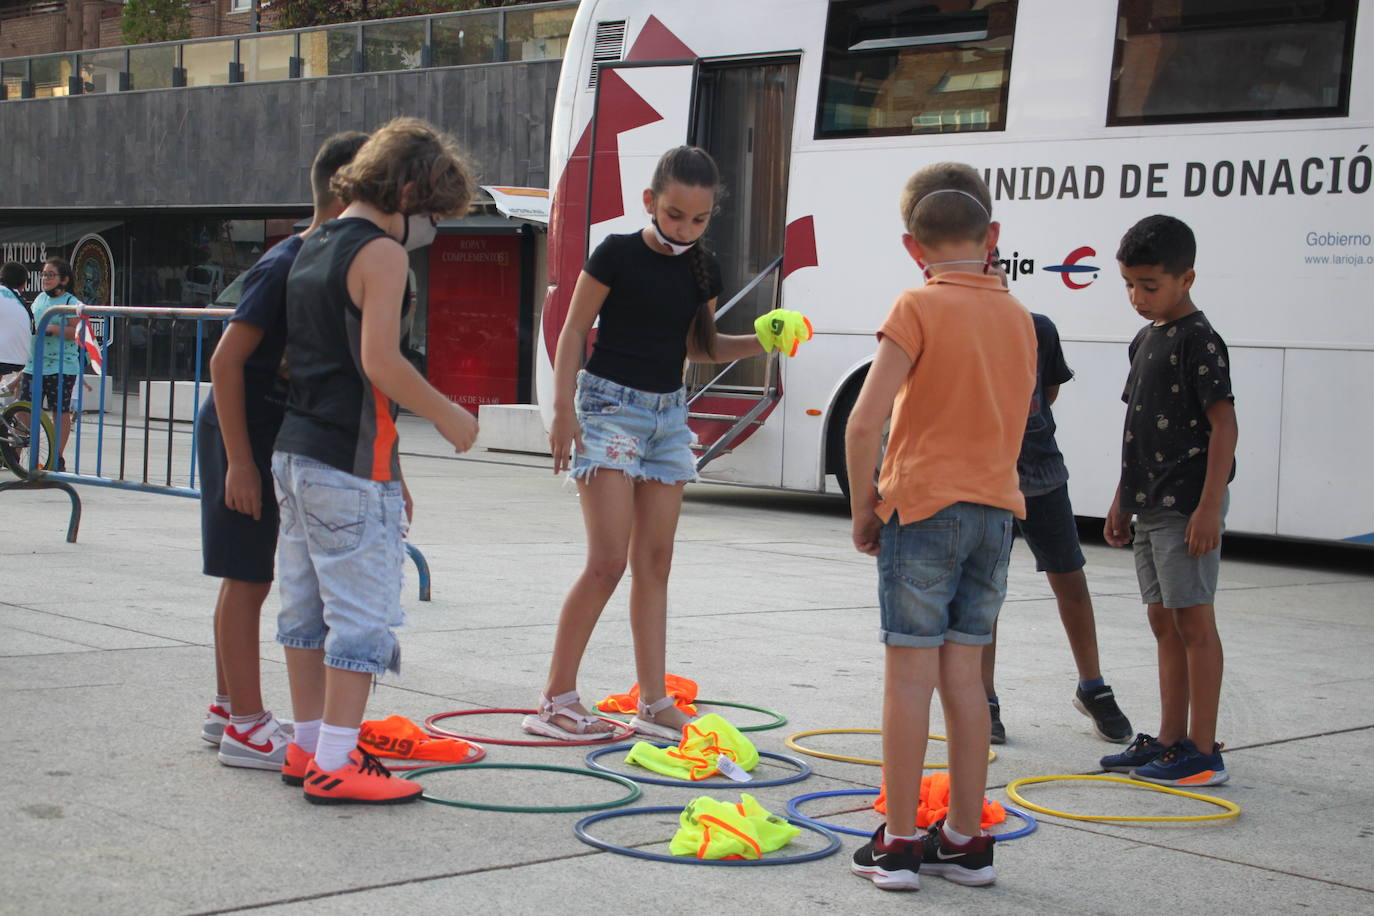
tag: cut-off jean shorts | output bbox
[272,451,407,676]
[571,371,697,485]
[878,502,1014,648]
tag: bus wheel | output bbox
[825,378,863,499]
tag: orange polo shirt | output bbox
[875,272,1037,524]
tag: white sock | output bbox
[314,723,360,773]
[942,823,974,846]
[293,718,323,754]
[884,829,919,843]
[229,710,268,734]
[213,695,231,714]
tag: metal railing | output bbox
[0,0,575,101]
[2,302,431,597]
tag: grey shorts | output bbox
[1132,491,1228,609]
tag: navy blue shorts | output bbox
[1014,483,1086,575]
[197,409,280,583]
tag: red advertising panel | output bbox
[426,234,522,409]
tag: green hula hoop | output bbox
[403,762,642,813]
[695,699,787,732]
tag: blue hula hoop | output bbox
[574,805,842,866]
[584,742,812,788]
[784,789,1038,842]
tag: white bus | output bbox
[535,0,1373,545]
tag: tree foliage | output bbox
[273,0,542,30]
[121,0,192,45]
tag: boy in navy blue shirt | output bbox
[981,255,1132,746]
[196,132,368,769]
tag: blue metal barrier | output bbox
[5,303,431,599]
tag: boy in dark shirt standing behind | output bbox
[1103,214,1237,786]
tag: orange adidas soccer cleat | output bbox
[281,743,312,787]
[302,748,424,805]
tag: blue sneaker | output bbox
[1100,733,1166,773]
[1131,738,1228,786]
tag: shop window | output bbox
[300,28,358,77]
[2,60,26,99]
[183,40,235,87]
[815,0,1018,139]
[363,20,425,73]
[502,7,576,61]
[129,45,176,91]
[80,51,125,94]
[30,55,73,98]
[432,12,500,66]
[240,34,294,83]
[1108,0,1357,126]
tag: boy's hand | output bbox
[1104,504,1133,547]
[1185,505,1222,557]
[401,478,413,524]
[754,309,814,357]
[852,509,882,557]
[438,405,478,454]
[223,462,262,520]
[549,407,582,475]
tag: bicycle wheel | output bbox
[0,402,56,479]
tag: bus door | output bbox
[686,57,800,479]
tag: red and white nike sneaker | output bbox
[218,714,291,771]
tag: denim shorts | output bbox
[272,451,407,675]
[1014,484,1086,575]
[1133,490,1228,609]
[571,371,697,485]
[878,502,1014,648]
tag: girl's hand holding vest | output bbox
[754,309,814,357]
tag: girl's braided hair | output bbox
[650,146,721,360]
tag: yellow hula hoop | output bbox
[784,728,996,768]
[1004,775,1240,823]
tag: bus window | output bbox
[815,0,1018,140]
[1108,0,1358,126]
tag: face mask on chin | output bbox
[650,217,697,256]
[399,213,438,251]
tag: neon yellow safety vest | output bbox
[625,713,759,781]
[669,794,801,860]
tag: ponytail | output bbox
[686,243,716,360]
[650,146,722,361]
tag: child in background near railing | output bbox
[195,131,369,771]
[528,145,812,743]
[272,118,478,805]
[1,261,31,384]
[20,257,84,472]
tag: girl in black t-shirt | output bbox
[525,146,812,742]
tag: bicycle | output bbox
[0,373,57,479]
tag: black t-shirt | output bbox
[1018,313,1074,496]
[582,232,723,393]
[1119,309,1235,514]
[201,234,301,431]
[275,218,409,482]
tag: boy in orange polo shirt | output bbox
[845,162,1036,892]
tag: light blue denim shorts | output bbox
[272,451,407,675]
[878,502,1014,648]
[571,371,697,485]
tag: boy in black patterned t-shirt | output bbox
[1103,215,1237,787]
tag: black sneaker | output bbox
[1100,732,1166,772]
[851,824,922,891]
[988,699,1006,745]
[1074,684,1133,743]
[920,820,996,886]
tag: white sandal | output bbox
[629,694,692,742]
[521,690,614,741]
